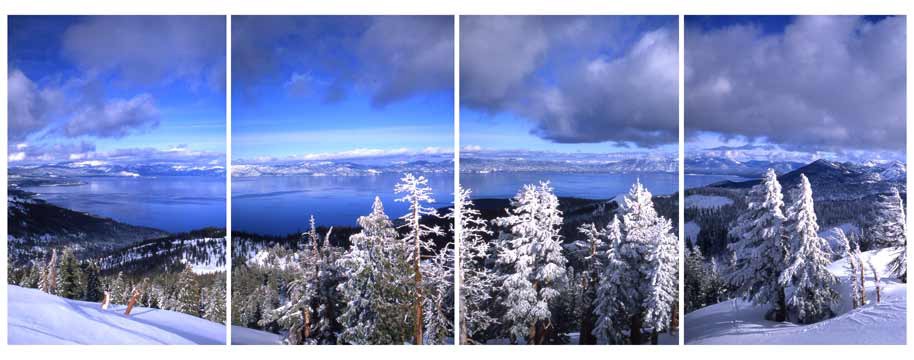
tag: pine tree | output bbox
[55,249,83,300]
[337,196,414,344]
[728,168,788,321]
[454,186,495,344]
[836,229,860,309]
[83,261,104,302]
[577,222,605,344]
[39,249,58,294]
[172,265,201,316]
[24,260,44,289]
[423,244,454,344]
[110,272,127,305]
[593,215,625,344]
[203,282,227,323]
[780,174,838,323]
[494,181,567,344]
[876,189,907,282]
[395,172,443,345]
[596,180,677,344]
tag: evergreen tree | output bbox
[172,265,201,316]
[55,249,82,299]
[22,261,43,289]
[875,189,907,281]
[110,272,127,304]
[494,181,567,344]
[728,168,788,321]
[203,282,227,324]
[454,186,495,344]
[423,244,454,344]
[593,215,624,344]
[395,172,443,344]
[836,229,861,309]
[83,261,104,302]
[780,174,838,324]
[577,222,605,344]
[337,196,414,344]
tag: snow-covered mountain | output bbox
[710,159,905,201]
[231,159,453,177]
[9,161,225,179]
[460,156,677,174]
[685,248,905,345]
[8,285,226,345]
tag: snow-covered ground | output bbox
[685,249,906,344]
[231,325,284,345]
[8,285,226,345]
[685,195,733,209]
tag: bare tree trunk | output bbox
[629,312,643,345]
[650,329,659,345]
[413,206,424,345]
[124,288,141,316]
[775,287,787,322]
[101,291,111,310]
[303,307,312,340]
[859,263,867,305]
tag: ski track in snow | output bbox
[685,249,906,345]
[8,285,226,345]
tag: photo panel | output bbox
[683,15,906,345]
[7,15,228,345]
[458,15,680,345]
[229,15,456,345]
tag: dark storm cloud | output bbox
[231,16,454,106]
[62,16,226,90]
[685,16,906,152]
[460,16,679,147]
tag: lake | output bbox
[232,173,455,235]
[461,172,679,200]
[21,176,226,233]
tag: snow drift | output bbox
[685,249,906,345]
[8,285,226,345]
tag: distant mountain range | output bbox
[685,145,905,178]
[707,159,905,201]
[231,159,453,177]
[8,161,225,183]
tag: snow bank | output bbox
[8,285,226,345]
[685,249,906,345]
[685,195,733,209]
[231,326,284,345]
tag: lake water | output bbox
[232,172,678,236]
[232,174,455,235]
[21,176,226,233]
[684,174,756,189]
[461,172,679,200]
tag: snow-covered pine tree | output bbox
[203,282,227,323]
[877,189,907,282]
[577,222,605,344]
[684,246,709,312]
[337,196,413,344]
[423,244,454,344]
[314,227,343,344]
[494,181,567,344]
[20,261,42,289]
[600,180,676,344]
[780,174,838,324]
[836,229,860,309]
[593,215,624,344]
[40,249,58,294]
[454,186,495,344]
[55,248,82,300]
[728,168,789,321]
[82,261,103,302]
[395,173,443,345]
[110,272,127,304]
[172,265,201,316]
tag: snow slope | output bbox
[231,325,284,345]
[685,249,906,345]
[8,285,226,345]
[685,194,733,209]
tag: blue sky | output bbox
[8,16,226,165]
[685,15,906,162]
[231,16,454,162]
[460,16,679,154]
